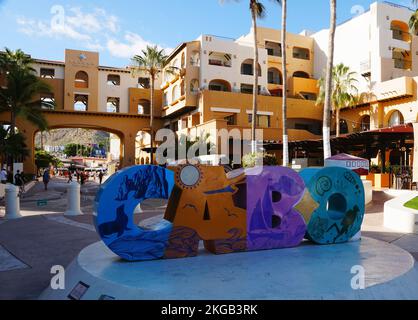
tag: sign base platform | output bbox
[40,237,418,300]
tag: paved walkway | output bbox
[0,183,417,299]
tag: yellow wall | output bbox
[64,49,99,112]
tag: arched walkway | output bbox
[0,110,158,174]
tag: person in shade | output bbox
[0,167,7,184]
[98,171,104,185]
[43,169,50,191]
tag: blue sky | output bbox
[0,0,415,67]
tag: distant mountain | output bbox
[34,128,110,148]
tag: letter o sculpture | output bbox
[300,167,365,244]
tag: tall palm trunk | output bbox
[323,0,337,159]
[281,0,289,167]
[150,75,155,164]
[336,107,340,137]
[251,9,259,153]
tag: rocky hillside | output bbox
[34,128,110,148]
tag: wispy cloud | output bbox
[15,5,172,62]
[17,16,92,41]
[107,32,172,59]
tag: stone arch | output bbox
[0,110,153,174]
[268,67,283,85]
[208,79,232,92]
[75,71,89,88]
[386,110,405,127]
[241,59,262,76]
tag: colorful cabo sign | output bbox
[94,165,365,261]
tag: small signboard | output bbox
[68,281,90,300]
[37,200,48,207]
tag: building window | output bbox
[360,115,370,131]
[248,114,270,128]
[74,71,89,88]
[388,111,404,127]
[190,79,199,94]
[392,49,412,70]
[241,84,261,95]
[293,71,310,78]
[190,51,200,66]
[40,93,55,110]
[40,68,55,79]
[268,68,282,85]
[390,20,411,42]
[163,92,168,106]
[209,80,232,92]
[224,114,237,125]
[208,52,232,67]
[340,119,349,134]
[172,85,180,102]
[74,94,88,111]
[107,74,120,86]
[138,99,150,115]
[107,97,120,113]
[265,41,282,57]
[293,47,310,60]
[241,59,261,76]
[138,77,150,89]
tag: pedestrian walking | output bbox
[20,171,26,193]
[98,171,104,185]
[0,167,7,184]
[14,170,24,196]
[43,169,50,191]
[67,171,73,183]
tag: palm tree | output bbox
[0,49,52,168]
[222,1,280,154]
[317,63,358,137]
[0,48,35,73]
[131,46,172,164]
[409,9,418,35]
[322,0,337,159]
[249,0,265,153]
[248,0,281,153]
[280,0,288,166]
[0,67,51,135]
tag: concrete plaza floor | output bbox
[0,177,417,299]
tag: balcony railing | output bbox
[391,28,411,42]
[394,58,412,70]
[208,59,231,67]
